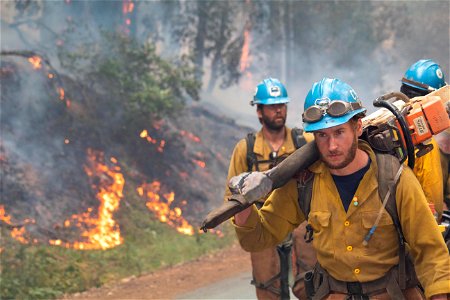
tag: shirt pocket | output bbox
[308,211,333,255]
[361,211,396,255]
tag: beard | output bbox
[321,134,358,170]
[261,114,286,131]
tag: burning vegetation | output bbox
[0,47,244,253]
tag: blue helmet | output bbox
[303,78,366,132]
[251,78,290,106]
[401,59,446,92]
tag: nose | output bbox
[328,136,338,152]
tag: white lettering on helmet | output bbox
[349,89,358,101]
[269,86,281,97]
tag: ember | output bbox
[28,56,42,69]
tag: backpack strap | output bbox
[245,132,258,172]
[291,127,307,149]
[246,128,306,172]
[375,153,407,289]
[296,170,315,243]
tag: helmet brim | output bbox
[401,80,429,91]
[255,97,290,105]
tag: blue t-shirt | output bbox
[331,158,371,212]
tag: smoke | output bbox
[202,1,449,128]
[1,0,449,233]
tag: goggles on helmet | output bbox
[302,100,363,123]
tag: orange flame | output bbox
[239,25,251,73]
[0,205,33,244]
[137,181,194,236]
[122,0,134,14]
[28,56,42,69]
[192,159,206,168]
[180,130,201,143]
[58,88,65,100]
[50,149,124,250]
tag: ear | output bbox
[356,118,363,137]
[257,106,263,119]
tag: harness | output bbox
[246,127,306,172]
[246,128,306,299]
[297,153,420,299]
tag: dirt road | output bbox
[62,243,253,299]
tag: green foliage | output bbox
[58,31,200,129]
[0,205,235,300]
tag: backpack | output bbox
[245,127,306,172]
[297,153,415,289]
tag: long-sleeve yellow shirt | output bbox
[410,137,444,217]
[223,127,313,204]
[234,141,450,299]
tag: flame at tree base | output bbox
[50,149,124,250]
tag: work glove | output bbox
[228,171,273,203]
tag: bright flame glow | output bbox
[28,56,42,69]
[138,181,194,236]
[0,205,32,244]
[50,149,124,250]
[239,27,251,72]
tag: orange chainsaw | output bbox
[362,85,450,168]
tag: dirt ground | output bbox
[61,243,251,300]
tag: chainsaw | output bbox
[201,86,450,232]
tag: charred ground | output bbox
[0,54,251,245]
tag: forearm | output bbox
[233,206,252,226]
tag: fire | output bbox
[0,205,33,244]
[58,88,65,100]
[192,159,206,168]
[137,181,194,236]
[140,129,166,153]
[50,149,124,250]
[157,140,165,153]
[239,23,251,73]
[28,56,42,70]
[180,130,201,143]
[122,0,134,14]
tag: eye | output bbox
[336,129,345,135]
[316,132,326,138]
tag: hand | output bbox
[228,172,251,194]
[240,172,273,202]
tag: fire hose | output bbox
[201,87,450,232]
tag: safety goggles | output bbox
[302,100,363,123]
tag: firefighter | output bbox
[223,78,315,299]
[400,59,447,218]
[435,128,450,210]
[232,78,450,299]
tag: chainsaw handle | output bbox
[373,92,415,168]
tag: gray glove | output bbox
[229,171,273,203]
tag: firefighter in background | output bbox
[232,78,450,299]
[435,128,450,210]
[400,59,447,218]
[223,78,315,299]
